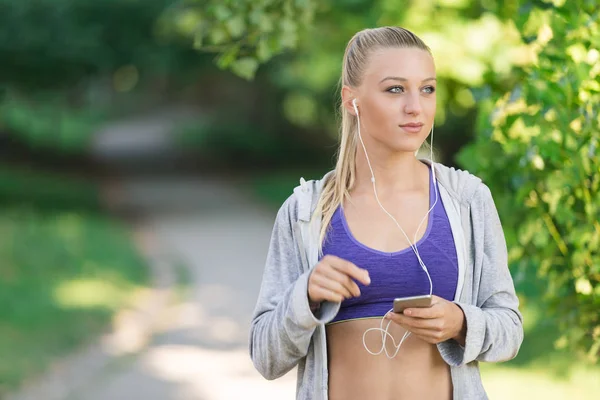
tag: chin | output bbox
[386,138,425,154]
[369,131,426,154]
[397,147,421,155]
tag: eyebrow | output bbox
[379,76,437,84]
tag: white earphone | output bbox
[351,97,438,358]
[352,98,359,116]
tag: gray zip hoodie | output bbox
[249,161,524,399]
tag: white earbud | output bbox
[353,99,375,183]
[352,98,359,116]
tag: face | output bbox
[344,47,436,154]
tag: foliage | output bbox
[0,0,212,153]
[0,165,100,210]
[0,0,185,90]
[0,93,110,154]
[457,0,600,362]
[268,0,523,164]
[161,0,316,80]
[173,0,524,166]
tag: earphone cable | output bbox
[354,100,437,358]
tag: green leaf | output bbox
[226,15,246,39]
[256,38,272,62]
[216,44,241,69]
[213,4,232,21]
[209,26,229,45]
[230,57,259,80]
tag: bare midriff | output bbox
[326,318,452,400]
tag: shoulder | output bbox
[275,170,334,224]
[276,192,299,222]
[436,163,500,224]
[430,161,492,207]
[431,163,504,239]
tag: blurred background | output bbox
[1,0,598,399]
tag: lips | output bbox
[399,122,424,133]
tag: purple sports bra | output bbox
[322,167,459,324]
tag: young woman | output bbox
[250,26,523,400]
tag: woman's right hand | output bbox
[308,255,371,303]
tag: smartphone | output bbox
[393,294,432,313]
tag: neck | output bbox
[354,147,427,194]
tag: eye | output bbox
[423,86,436,94]
[387,86,404,94]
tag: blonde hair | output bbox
[316,26,433,253]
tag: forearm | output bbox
[250,274,318,379]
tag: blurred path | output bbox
[91,106,197,164]
[71,176,297,400]
[8,109,296,400]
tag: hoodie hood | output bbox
[292,171,334,222]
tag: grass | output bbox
[0,94,110,154]
[0,167,149,396]
[0,166,101,210]
[482,363,600,399]
[481,302,600,399]
[249,168,600,400]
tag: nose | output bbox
[404,93,422,115]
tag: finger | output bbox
[406,327,449,344]
[311,286,344,303]
[320,267,361,297]
[311,274,354,299]
[385,315,447,343]
[328,257,370,285]
[385,312,415,329]
[405,328,445,344]
[403,304,442,319]
[309,267,350,302]
[387,313,443,330]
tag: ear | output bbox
[341,85,358,116]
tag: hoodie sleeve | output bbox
[438,183,524,366]
[249,194,335,380]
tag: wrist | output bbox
[309,300,321,315]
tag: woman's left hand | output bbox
[385,295,466,345]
